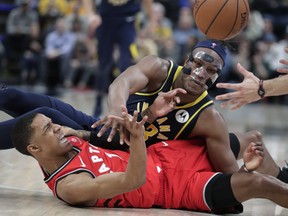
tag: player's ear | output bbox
[27,143,40,154]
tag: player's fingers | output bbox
[118,125,125,145]
[140,115,148,125]
[215,91,241,100]
[174,96,181,104]
[120,105,128,113]
[219,99,243,110]
[91,118,106,128]
[174,88,187,94]
[132,110,138,124]
[256,150,264,157]
[97,121,112,137]
[215,83,241,91]
[107,123,119,142]
[237,63,251,77]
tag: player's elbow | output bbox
[59,186,96,207]
[127,173,146,190]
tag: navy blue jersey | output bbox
[126,60,214,146]
[98,0,141,17]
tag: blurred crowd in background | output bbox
[0,0,288,105]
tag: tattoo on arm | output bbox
[141,108,156,124]
[76,130,91,141]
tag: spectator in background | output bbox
[65,0,88,33]
[141,2,173,58]
[38,0,68,41]
[4,0,39,75]
[43,17,76,95]
[20,24,42,85]
[155,0,191,28]
[63,16,98,90]
[173,8,203,64]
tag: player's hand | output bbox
[150,88,187,117]
[61,126,78,137]
[277,47,288,74]
[91,109,125,145]
[243,141,264,172]
[215,63,260,110]
[109,106,148,145]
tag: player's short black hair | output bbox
[11,112,38,156]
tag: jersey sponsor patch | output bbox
[175,110,189,123]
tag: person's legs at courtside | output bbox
[0,87,100,127]
[0,107,86,150]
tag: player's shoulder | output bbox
[198,105,223,122]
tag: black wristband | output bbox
[258,80,265,99]
[242,164,252,173]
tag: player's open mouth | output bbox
[59,134,68,144]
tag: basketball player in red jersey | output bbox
[11,108,288,214]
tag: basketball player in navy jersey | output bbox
[92,39,258,174]
[11,110,288,214]
[83,0,154,116]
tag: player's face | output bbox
[182,47,223,95]
[30,114,73,157]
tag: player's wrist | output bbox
[141,106,157,124]
[257,79,265,99]
[242,164,252,173]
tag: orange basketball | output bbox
[192,0,250,40]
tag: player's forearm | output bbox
[75,130,91,141]
[263,76,288,97]
[141,106,157,123]
[107,78,130,112]
[125,135,147,189]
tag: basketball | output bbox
[192,0,250,40]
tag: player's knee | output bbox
[244,173,267,192]
[247,130,262,143]
[34,107,53,115]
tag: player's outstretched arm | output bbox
[57,106,148,206]
[91,55,166,143]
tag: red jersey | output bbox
[43,136,218,212]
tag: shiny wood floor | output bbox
[1,86,288,216]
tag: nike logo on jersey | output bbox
[162,141,169,146]
[78,156,86,167]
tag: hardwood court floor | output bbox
[0,87,288,216]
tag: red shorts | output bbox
[148,139,217,212]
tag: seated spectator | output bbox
[38,0,68,41]
[20,24,42,85]
[4,0,39,75]
[64,18,97,89]
[43,17,76,95]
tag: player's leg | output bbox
[230,172,288,208]
[94,22,115,116]
[0,107,85,150]
[207,172,288,213]
[234,131,288,183]
[0,87,101,130]
[117,19,136,72]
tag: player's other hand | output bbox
[91,108,125,145]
